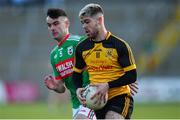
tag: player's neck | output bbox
[57,33,70,46]
[95,28,108,42]
[56,30,69,42]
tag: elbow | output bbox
[130,69,137,83]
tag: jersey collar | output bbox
[91,31,111,43]
[58,34,70,46]
[106,31,111,40]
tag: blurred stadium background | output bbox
[0,0,180,119]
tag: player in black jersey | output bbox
[73,3,138,119]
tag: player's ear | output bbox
[65,19,70,28]
[97,15,103,24]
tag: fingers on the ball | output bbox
[79,94,85,101]
[90,93,97,100]
[80,98,86,105]
[99,93,103,102]
[103,95,106,103]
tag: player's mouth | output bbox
[52,32,58,37]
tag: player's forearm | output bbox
[72,71,83,89]
[108,69,137,88]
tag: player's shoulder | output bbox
[67,34,85,42]
[110,33,127,44]
[76,36,90,49]
[109,33,130,49]
[50,45,58,55]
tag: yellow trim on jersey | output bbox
[126,45,136,65]
[108,85,130,100]
[124,64,136,72]
[112,34,136,65]
[106,32,111,40]
[121,96,130,118]
[73,67,83,73]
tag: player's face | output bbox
[80,16,99,39]
[46,16,68,40]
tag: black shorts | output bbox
[95,94,134,119]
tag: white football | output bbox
[82,85,108,110]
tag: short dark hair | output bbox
[79,3,103,17]
[47,8,67,19]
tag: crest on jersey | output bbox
[96,51,100,58]
[106,49,113,57]
[67,46,73,55]
[54,54,57,59]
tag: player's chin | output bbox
[85,33,90,37]
[88,34,96,39]
[85,32,92,37]
[52,33,59,38]
[52,36,58,39]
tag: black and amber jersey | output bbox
[73,32,136,99]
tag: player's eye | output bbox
[84,19,90,24]
[80,20,84,25]
[53,21,59,26]
[47,23,51,27]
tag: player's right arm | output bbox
[44,52,66,93]
[44,74,65,93]
[72,43,87,105]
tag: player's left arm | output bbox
[72,43,87,105]
[108,41,137,88]
[92,41,137,101]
